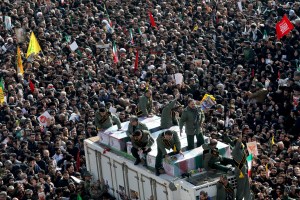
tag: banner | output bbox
[246,141,258,156]
[15,28,26,43]
[38,111,52,127]
[4,16,12,30]
[276,15,294,40]
[199,94,216,112]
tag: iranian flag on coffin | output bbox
[163,149,198,177]
[98,131,112,145]
[109,130,129,151]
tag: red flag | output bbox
[29,80,35,93]
[251,68,255,78]
[134,50,139,72]
[76,150,80,172]
[277,70,281,80]
[276,15,294,40]
[149,12,156,27]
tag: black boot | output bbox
[134,159,141,165]
[155,169,160,176]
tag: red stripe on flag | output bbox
[134,50,139,72]
[29,80,35,93]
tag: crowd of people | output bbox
[1,0,300,199]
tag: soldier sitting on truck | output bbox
[202,139,235,173]
[94,107,122,131]
[126,115,149,138]
[131,130,154,166]
[155,130,182,176]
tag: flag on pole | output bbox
[129,28,134,44]
[112,41,119,63]
[149,12,156,27]
[103,4,113,27]
[246,154,253,177]
[0,78,5,105]
[134,50,139,72]
[26,32,42,58]
[29,80,35,93]
[276,15,294,40]
[17,46,24,75]
[138,27,143,35]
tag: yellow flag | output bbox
[26,32,42,58]
[173,145,177,152]
[239,171,244,178]
[17,46,24,74]
[193,25,199,31]
[271,136,275,145]
[0,78,5,105]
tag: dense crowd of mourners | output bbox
[1,0,300,199]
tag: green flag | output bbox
[246,154,253,177]
[77,194,82,200]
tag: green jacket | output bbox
[94,112,121,130]
[126,122,149,137]
[216,181,234,200]
[137,95,152,117]
[131,130,154,149]
[179,106,205,135]
[202,143,221,169]
[156,130,181,156]
[160,100,178,129]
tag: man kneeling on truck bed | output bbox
[131,130,154,167]
[155,130,182,176]
[203,139,235,173]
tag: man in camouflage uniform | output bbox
[216,175,234,200]
[179,99,205,150]
[137,90,153,117]
[155,130,182,176]
[160,97,180,129]
[126,116,149,138]
[202,139,234,173]
[94,107,121,131]
[131,130,154,166]
[231,134,252,200]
